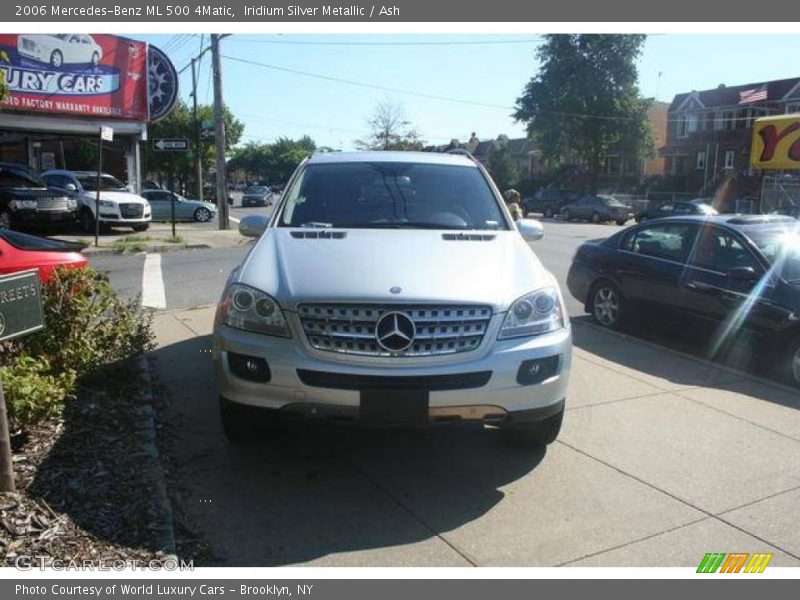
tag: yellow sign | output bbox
[751,115,800,170]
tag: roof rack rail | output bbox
[445,148,474,157]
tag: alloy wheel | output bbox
[0,211,10,229]
[195,208,211,222]
[593,286,620,327]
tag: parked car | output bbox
[635,199,718,223]
[0,162,79,230]
[18,34,103,68]
[214,151,571,445]
[522,188,580,218]
[0,228,87,282]
[560,195,634,225]
[241,185,272,207]
[141,190,218,223]
[143,179,162,190]
[567,215,800,386]
[42,170,151,234]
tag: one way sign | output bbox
[153,138,189,151]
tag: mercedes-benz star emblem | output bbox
[375,311,416,353]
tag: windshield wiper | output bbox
[300,222,333,228]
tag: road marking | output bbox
[228,215,240,223]
[141,253,167,309]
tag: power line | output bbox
[227,36,543,47]
[223,54,514,111]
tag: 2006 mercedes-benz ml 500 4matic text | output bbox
[213,151,572,445]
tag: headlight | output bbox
[221,283,290,337]
[99,200,115,209]
[498,288,564,339]
[9,199,38,210]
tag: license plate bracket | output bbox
[360,388,429,425]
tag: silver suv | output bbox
[213,152,571,445]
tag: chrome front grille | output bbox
[120,203,144,218]
[36,197,70,210]
[297,303,493,357]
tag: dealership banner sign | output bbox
[0,34,177,122]
[751,115,800,170]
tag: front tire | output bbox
[590,281,626,329]
[91,51,100,66]
[543,205,554,218]
[79,208,95,234]
[50,50,63,68]
[0,210,11,230]
[502,409,564,446]
[132,223,149,232]
[786,335,800,388]
[616,219,627,226]
[562,209,572,221]
[194,207,212,222]
[591,211,601,223]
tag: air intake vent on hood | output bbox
[442,233,496,242]
[290,230,347,239]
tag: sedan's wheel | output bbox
[591,211,601,223]
[591,282,625,329]
[787,337,800,388]
[543,206,554,218]
[0,210,11,229]
[194,207,212,222]
[91,51,100,66]
[50,50,63,68]
[616,219,627,226]
[562,209,572,221]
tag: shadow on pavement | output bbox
[571,316,799,410]
[153,335,547,566]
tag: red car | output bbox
[0,229,87,282]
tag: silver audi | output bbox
[213,151,571,445]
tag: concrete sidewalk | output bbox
[151,306,800,567]
[55,222,250,255]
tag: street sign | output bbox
[154,138,189,151]
[100,126,114,142]
[0,270,44,343]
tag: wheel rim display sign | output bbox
[0,34,178,123]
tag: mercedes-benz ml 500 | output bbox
[213,152,572,445]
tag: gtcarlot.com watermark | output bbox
[14,556,194,571]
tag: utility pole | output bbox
[191,57,203,203]
[211,34,229,230]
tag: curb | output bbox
[83,243,211,256]
[572,318,800,396]
[134,355,177,560]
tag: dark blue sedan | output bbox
[567,215,800,386]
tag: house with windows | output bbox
[660,77,800,208]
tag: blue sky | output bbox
[135,34,800,150]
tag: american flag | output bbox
[739,84,768,104]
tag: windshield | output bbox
[77,175,127,192]
[279,162,508,230]
[246,186,268,194]
[0,229,85,252]
[0,166,46,189]
[749,226,800,283]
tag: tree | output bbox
[142,100,244,191]
[355,101,424,151]
[486,136,519,192]
[228,136,316,184]
[514,35,654,193]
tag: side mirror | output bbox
[238,214,269,238]
[727,266,759,281]
[516,218,544,241]
[64,183,77,193]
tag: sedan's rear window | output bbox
[279,162,508,230]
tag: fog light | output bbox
[516,356,560,385]
[228,352,271,383]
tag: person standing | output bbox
[504,188,523,221]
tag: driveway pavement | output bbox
[151,306,800,567]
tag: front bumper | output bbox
[214,321,571,424]
[12,208,78,224]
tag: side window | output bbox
[622,223,697,263]
[690,228,760,273]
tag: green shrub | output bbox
[0,267,154,429]
[1,355,77,427]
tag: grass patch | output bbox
[111,235,151,253]
[162,235,185,244]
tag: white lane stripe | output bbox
[141,253,167,309]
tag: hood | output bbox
[183,199,218,211]
[80,191,148,205]
[1,187,68,199]
[237,228,555,313]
